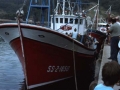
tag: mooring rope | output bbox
[72,40,78,90]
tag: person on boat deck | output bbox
[94,61,120,90]
[68,32,72,37]
[107,18,120,62]
[72,28,80,39]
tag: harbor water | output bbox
[0,42,25,90]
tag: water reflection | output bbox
[0,42,25,90]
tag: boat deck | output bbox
[98,44,120,90]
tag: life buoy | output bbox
[60,25,72,31]
[100,27,107,33]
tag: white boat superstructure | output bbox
[50,0,87,36]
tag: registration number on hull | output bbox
[47,66,70,72]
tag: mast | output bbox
[106,5,112,23]
[90,0,99,30]
[55,0,60,15]
[92,5,99,30]
[53,0,55,29]
[76,0,82,12]
[62,0,65,15]
[90,4,99,29]
[68,0,71,15]
[96,0,99,30]
[92,0,99,30]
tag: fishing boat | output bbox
[0,0,106,90]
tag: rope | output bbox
[16,1,28,88]
[72,40,78,90]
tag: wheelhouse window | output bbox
[52,18,53,23]
[80,19,83,24]
[70,18,73,24]
[60,18,63,23]
[74,19,83,24]
[75,19,78,24]
[65,18,68,23]
[56,18,58,23]
[52,18,55,23]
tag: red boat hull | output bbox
[10,37,95,89]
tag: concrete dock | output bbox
[98,44,120,90]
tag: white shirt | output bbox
[72,32,78,39]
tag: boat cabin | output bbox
[50,15,87,36]
[50,0,87,37]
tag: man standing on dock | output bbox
[107,17,120,62]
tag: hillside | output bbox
[0,0,25,19]
[0,0,120,20]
